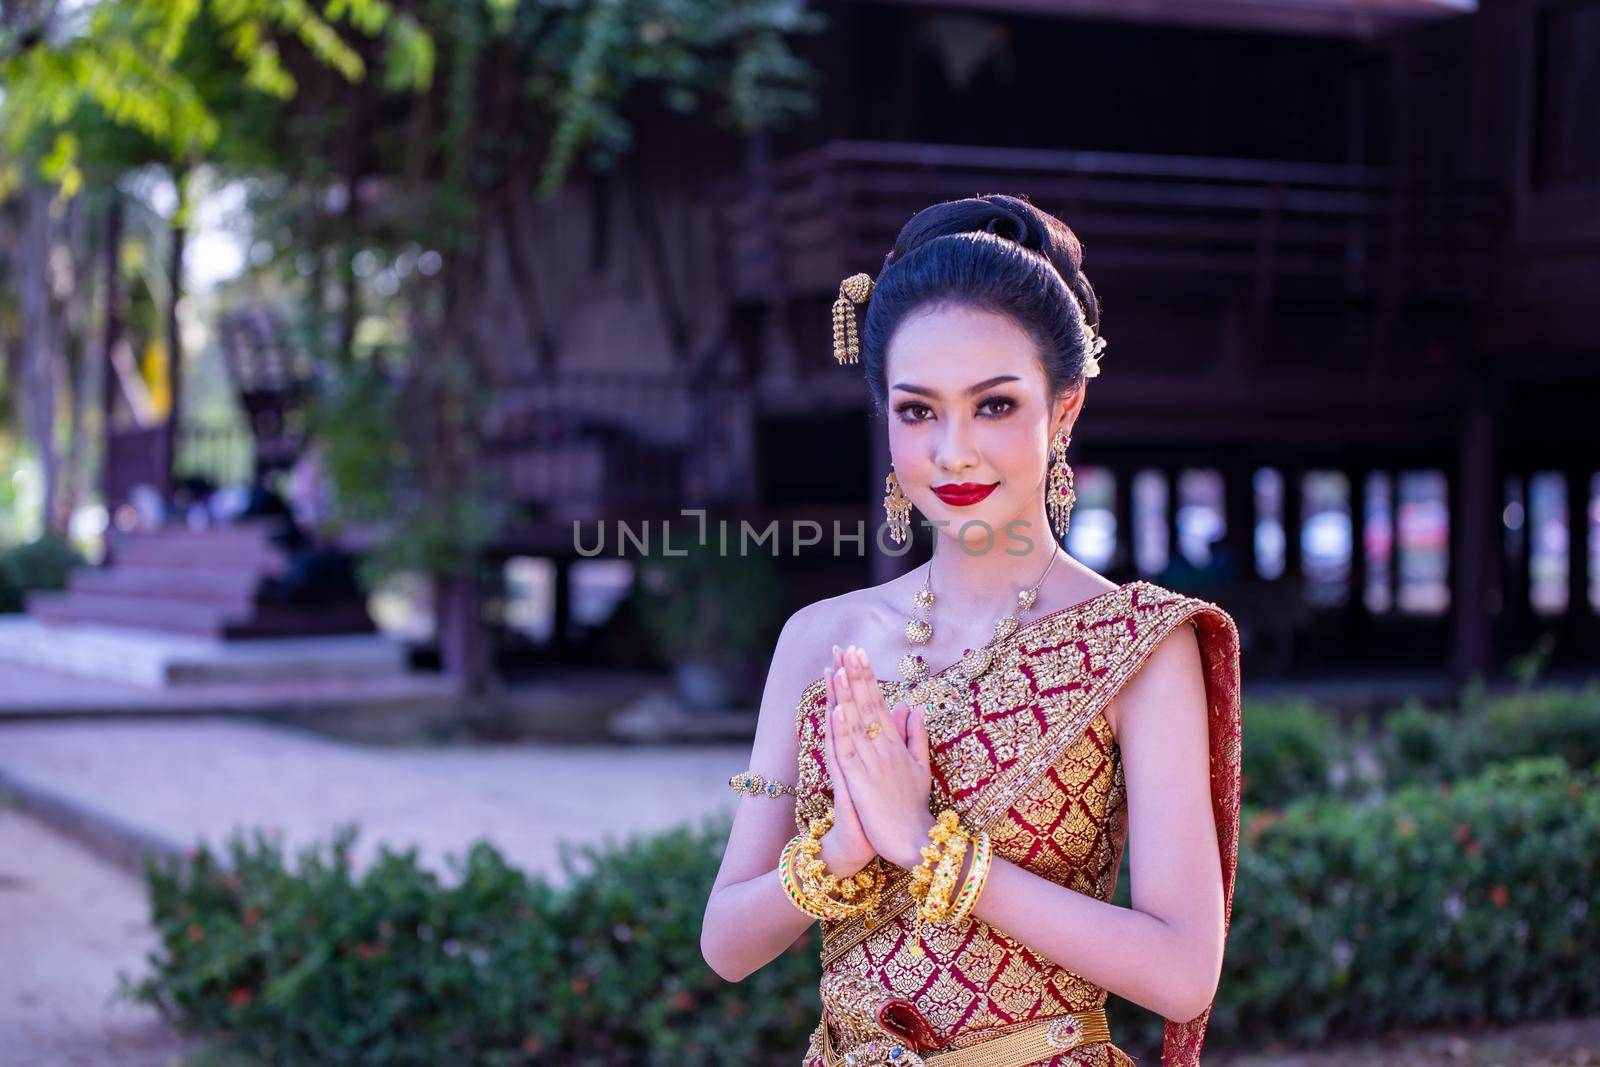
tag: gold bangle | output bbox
[908,810,969,956]
[946,829,992,924]
[779,834,833,919]
[922,827,968,922]
[789,809,884,920]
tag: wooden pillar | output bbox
[1165,468,1182,572]
[1282,467,1303,592]
[1114,466,1136,576]
[1349,466,1371,620]
[1388,468,1404,611]
[1501,472,1524,632]
[551,556,573,653]
[1566,466,1592,631]
[1224,458,1256,582]
[1451,399,1498,683]
[1518,473,1536,623]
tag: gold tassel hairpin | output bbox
[832,272,875,365]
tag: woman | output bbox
[702,194,1242,1067]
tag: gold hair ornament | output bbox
[1083,324,1107,379]
[833,272,875,365]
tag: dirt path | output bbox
[0,799,201,1067]
[1211,1014,1600,1066]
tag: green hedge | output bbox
[1220,756,1600,1044]
[128,754,1600,1065]
[124,823,819,1067]
[1240,698,1355,809]
[1381,682,1600,789]
[1241,683,1600,810]
[0,533,80,612]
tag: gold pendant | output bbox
[960,645,993,679]
[898,653,928,682]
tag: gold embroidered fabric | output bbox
[793,580,1243,1067]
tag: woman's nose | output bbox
[932,418,979,473]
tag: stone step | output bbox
[69,565,261,605]
[27,589,374,640]
[0,616,407,687]
[28,590,239,637]
[110,533,284,572]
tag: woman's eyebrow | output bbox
[890,375,1020,398]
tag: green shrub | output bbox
[127,758,1600,1064]
[1218,756,1600,1046]
[1378,699,1465,786]
[1240,699,1350,809]
[0,533,82,612]
[125,819,819,1067]
[1380,684,1600,789]
[1472,683,1600,773]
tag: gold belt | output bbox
[817,1007,1111,1067]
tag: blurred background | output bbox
[1,1,1597,1065]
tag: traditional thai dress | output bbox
[792,580,1242,1067]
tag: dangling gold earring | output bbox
[1047,430,1076,541]
[883,467,912,545]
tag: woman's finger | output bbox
[832,704,860,761]
[907,703,931,769]
[844,647,895,733]
[823,690,854,800]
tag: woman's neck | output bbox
[925,505,1063,621]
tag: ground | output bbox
[0,800,203,1067]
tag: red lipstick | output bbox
[931,482,999,507]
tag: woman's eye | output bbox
[895,402,934,422]
[978,396,1015,417]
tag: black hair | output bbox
[858,193,1102,416]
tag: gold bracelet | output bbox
[788,809,884,920]
[908,810,969,956]
[909,810,961,906]
[729,771,796,799]
[922,826,968,922]
[946,829,992,924]
[779,834,834,919]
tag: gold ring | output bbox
[865,721,882,740]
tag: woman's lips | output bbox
[931,482,999,507]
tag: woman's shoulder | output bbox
[1100,579,1241,734]
[780,573,920,649]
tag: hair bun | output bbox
[972,204,1036,247]
[980,208,1031,246]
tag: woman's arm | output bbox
[834,624,1225,1022]
[700,605,874,982]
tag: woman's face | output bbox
[883,303,1080,553]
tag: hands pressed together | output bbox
[819,644,938,872]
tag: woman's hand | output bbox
[816,647,876,875]
[831,644,935,870]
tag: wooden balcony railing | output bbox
[483,371,749,518]
[720,140,1504,306]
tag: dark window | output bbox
[1533,3,1600,189]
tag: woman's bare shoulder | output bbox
[1104,615,1204,738]
[766,574,919,697]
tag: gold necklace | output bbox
[896,547,1061,699]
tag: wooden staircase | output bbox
[27,522,375,640]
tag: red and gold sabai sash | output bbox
[794,580,1242,1067]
